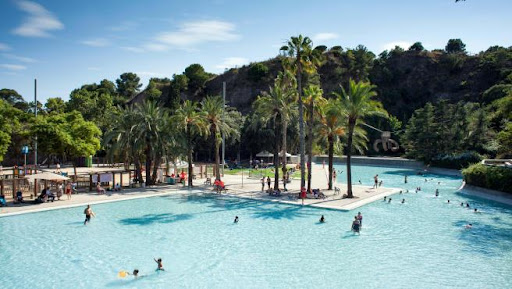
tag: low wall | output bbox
[459,184,512,206]
[313,156,424,168]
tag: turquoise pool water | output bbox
[1,165,511,288]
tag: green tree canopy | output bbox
[184,64,212,92]
[445,39,466,54]
[116,72,142,100]
[45,97,66,114]
[31,111,101,164]
[409,42,425,51]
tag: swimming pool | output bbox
[1,165,511,288]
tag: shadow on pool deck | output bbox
[119,213,193,226]
[453,220,512,256]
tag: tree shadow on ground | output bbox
[175,194,262,212]
[119,213,193,226]
[453,220,512,256]
[250,204,315,220]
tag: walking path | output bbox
[0,163,401,217]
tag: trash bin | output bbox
[168,177,175,185]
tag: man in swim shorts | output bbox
[352,216,360,234]
[83,205,95,225]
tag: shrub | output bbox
[431,151,483,169]
[462,163,512,193]
[248,63,269,82]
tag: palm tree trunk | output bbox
[145,137,152,185]
[151,155,161,184]
[281,119,288,176]
[274,116,280,190]
[135,157,143,182]
[297,56,306,190]
[215,135,221,181]
[328,135,334,190]
[307,100,314,192]
[346,119,355,198]
[187,128,193,187]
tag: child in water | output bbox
[154,258,164,271]
[234,216,239,223]
[320,215,325,223]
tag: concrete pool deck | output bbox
[0,163,402,217]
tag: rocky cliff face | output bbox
[135,47,511,121]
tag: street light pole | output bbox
[34,78,38,197]
[222,81,226,177]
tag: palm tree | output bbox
[171,100,207,187]
[303,84,326,191]
[104,106,144,182]
[201,95,241,181]
[133,100,168,186]
[280,35,322,190]
[317,98,345,190]
[253,75,297,189]
[333,79,387,198]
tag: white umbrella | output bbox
[25,172,70,181]
[256,151,274,157]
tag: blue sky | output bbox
[0,0,510,104]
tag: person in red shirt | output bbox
[300,187,307,205]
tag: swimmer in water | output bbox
[401,199,405,204]
[474,208,479,213]
[435,189,439,197]
[460,202,464,206]
[234,216,239,223]
[128,269,140,278]
[465,223,472,229]
[388,198,392,203]
[383,196,387,201]
[320,215,325,223]
[154,258,164,271]
[466,202,470,208]
[399,190,402,194]
[447,200,450,203]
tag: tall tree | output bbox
[116,72,142,100]
[104,106,144,181]
[303,84,326,191]
[253,74,297,189]
[45,97,66,114]
[334,79,387,198]
[171,100,208,187]
[133,101,168,186]
[280,35,322,190]
[317,98,346,190]
[31,111,101,178]
[201,95,241,181]
[445,39,466,54]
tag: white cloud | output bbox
[148,20,239,51]
[215,57,249,69]
[382,41,412,51]
[109,21,138,32]
[0,43,10,51]
[81,38,111,47]
[121,46,145,53]
[314,33,339,42]
[2,53,36,63]
[1,64,27,71]
[12,1,64,37]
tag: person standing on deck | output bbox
[373,175,379,189]
[266,176,271,190]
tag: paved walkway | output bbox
[0,163,401,217]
